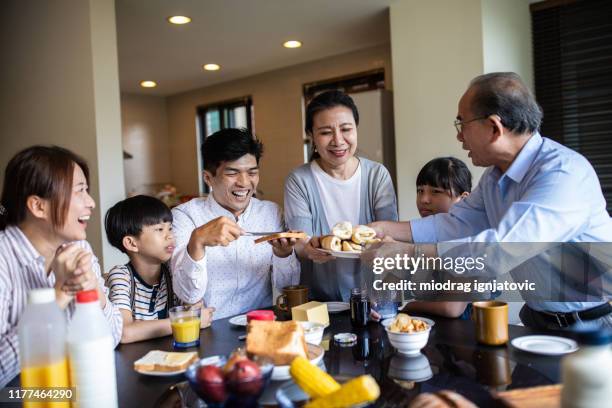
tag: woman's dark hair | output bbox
[0,145,89,230]
[469,72,543,134]
[201,128,263,175]
[105,195,172,254]
[305,90,360,161]
[416,157,472,196]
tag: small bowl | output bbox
[385,325,431,355]
[300,321,325,345]
[185,355,273,408]
[185,355,228,407]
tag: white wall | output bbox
[482,0,533,89]
[0,0,126,271]
[166,44,393,206]
[121,94,172,195]
[390,0,485,219]
[390,0,532,220]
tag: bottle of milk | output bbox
[67,289,118,408]
[561,329,612,408]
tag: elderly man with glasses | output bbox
[370,72,612,331]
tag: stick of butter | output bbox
[292,301,330,327]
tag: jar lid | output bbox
[76,289,99,303]
[334,333,357,344]
[246,310,275,322]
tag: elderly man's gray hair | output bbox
[469,72,543,135]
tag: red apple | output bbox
[226,360,263,396]
[196,365,226,402]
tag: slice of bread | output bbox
[134,350,198,373]
[246,320,307,366]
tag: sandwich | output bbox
[134,350,198,373]
[246,320,308,365]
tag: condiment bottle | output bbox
[350,288,369,328]
[18,288,70,408]
[561,329,612,408]
[67,290,118,408]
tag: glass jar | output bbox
[350,288,369,328]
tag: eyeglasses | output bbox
[453,116,487,133]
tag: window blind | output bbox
[532,0,612,214]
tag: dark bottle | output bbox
[350,288,369,328]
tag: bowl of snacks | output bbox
[185,349,273,407]
[384,313,431,355]
[299,321,325,345]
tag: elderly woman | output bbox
[0,145,122,387]
[284,90,398,301]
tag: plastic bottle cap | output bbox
[76,289,99,303]
[28,288,56,304]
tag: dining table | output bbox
[116,308,569,407]
[7,308,570,407]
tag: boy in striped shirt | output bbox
[104,195,213,343]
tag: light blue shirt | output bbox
[411,133,612,312]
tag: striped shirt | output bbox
[0,225,123,387]
[105,264,178,320]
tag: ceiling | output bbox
[116,0,395,96]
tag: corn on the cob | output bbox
[289,356,341,398]
[304,375,380,408]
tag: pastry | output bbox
[331,222,353,240]
[321,235,341,251]
[351,225,377,245]
[341,240,361,252]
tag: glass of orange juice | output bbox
[169,306,201,348]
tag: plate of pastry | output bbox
[318,222,380,259]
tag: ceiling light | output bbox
[167,16,191,25]
[140,80,157,88]
[203,64,220,71]
[283,40,302,49]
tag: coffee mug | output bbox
[276,285,308,312]
[472,301,508,345]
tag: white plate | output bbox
[134,368,186,376]
[511,335,578,355]
[320,249,361,259]
[325,301,350,313]
[228,314,247,327]
[272,344,324,381]
[381,316,435,328]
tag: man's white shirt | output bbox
[171,195,300,320]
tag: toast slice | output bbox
[254,231,308,244]
[246,320,308,365]
[134,350,198,373]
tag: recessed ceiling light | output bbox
[140,80,157,88]
[167,16,191,25]
[203,63,221,71]
[283,40,302,49]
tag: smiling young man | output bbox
[170,128,300,320]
